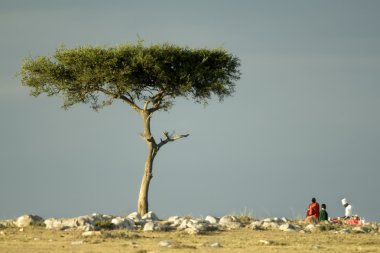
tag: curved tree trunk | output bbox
[137,111,157,216]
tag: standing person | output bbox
[341,198,352,219]
[319,204,329,221]
[306,197,320,223]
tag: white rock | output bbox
[251,221,263,230]
[219,215,241,229]
[259,239,274,245]
[71,240,84,245]
[205,216,219,224]
[15,215,43,227]
[219,215,238,224]
[305,224,316,232]
[279,223,297,232]
[142,211,159,221]
[111,217,135,230]
[127,212,141,222]
[210,242,222,248]
[159,240,171,247]
[82,231,101,237]
[262,222,279,229]
[185,227,201,235]
[143,221,156,231]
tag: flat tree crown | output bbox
[21,42,241,112]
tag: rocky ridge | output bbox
[1,213,379,235]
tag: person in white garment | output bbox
[341,198,352,219]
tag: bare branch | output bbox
[157,131,189,150]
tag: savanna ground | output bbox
[1,226,380,253]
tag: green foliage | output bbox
[94,220,115,230]
[20,41,241,111]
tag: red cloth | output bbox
[307,202,320,220]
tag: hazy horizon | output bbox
[1,0,379,222]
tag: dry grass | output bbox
[0,226,380,253]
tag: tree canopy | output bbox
[21,42,241,112]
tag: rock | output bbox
[210,242,222,248]
[71,240,84,245]
[143,221,167,232]
[219,215,241,229]
[159,240,171,247]
[219,215,238,224]
[0,231,5,236]
[127,212,141,222]
[251,221,263,230]
[205,216,219,224]
[0,220,15,228]
[305,224,316,232]
[143,221,156,232]
[262,222,279,229]
[352,227,370,233]
[185,227,201,235]
[82,231,102,237]
[281,217,289,223]
[259,239,274,245]
[279,223,297,232]
[15,215,44,227]
[111,217,135,230]
[262,218,273,223]
[142,211,159,221]
[339,229,350,234]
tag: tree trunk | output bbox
[137,111,157,216]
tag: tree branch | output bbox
[98,87,142,113]
[157,131,189,150]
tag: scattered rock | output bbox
[259,239,274,245]
[210,242,222,248]
[82,231,102,237]
[159,240,171,247]
[15,215,44,227]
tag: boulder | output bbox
[251,221,263,230]
[15,215,44,227]
[142,211,159,221]
[127,212,141,222]
[205,216,219,224]
[262,222,279,229]
[279,223,297,232]
[305,224,316,232]
[111,217,135,230]
[143,221,156,232]
[219,215,241,229]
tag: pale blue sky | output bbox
[1,0,379,221]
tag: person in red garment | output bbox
[306,197,320,223]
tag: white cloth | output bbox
[341,198,348,205]
[345,204,352,217]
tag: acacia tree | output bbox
[20,42,241,216]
